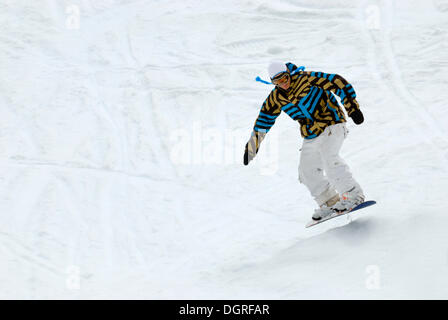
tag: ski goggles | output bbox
[271,72,290,85]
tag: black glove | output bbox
[243,143,256,166]
[350,109,364,125]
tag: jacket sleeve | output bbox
[246,93,282,155]
[305,71,360,116]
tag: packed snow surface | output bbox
[1,0,448,299]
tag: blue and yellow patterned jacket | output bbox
[247,63,361,154]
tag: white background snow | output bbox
[1,0,448,299]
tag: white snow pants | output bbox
[299,123,362,207]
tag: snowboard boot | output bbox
[312,194,340,221]
[332,186,365,213]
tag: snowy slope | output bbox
[0,0,447,299]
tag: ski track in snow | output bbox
[0,0,447,299]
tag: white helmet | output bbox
[268,61,288,80]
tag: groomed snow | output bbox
[0,0,447,299]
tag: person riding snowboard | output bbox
[244,61,365,221]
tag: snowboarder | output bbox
[244,61,365,221]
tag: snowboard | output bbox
[305,200,376,228]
